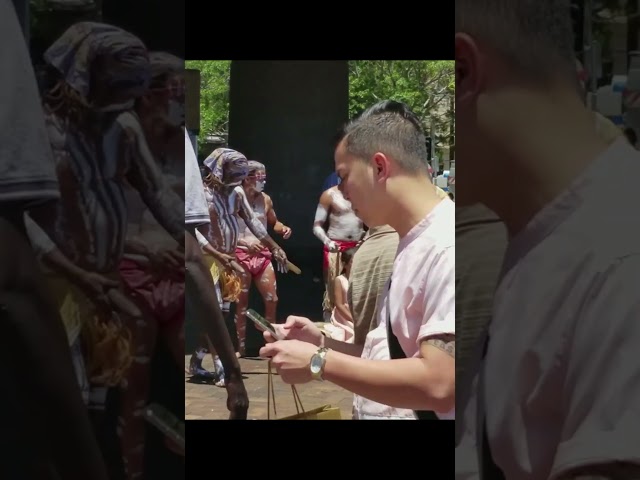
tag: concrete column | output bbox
[228,60,349,353]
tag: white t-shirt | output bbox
[455,137,640,479]
[354,198,455,420]
[0,1,59,205]
[184,128,209,226]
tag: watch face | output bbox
[310,354,322,374]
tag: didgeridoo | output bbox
[286,260,301,274]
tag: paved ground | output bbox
[185,355,353,420]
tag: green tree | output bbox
[185,60,231,151]
[186,60,455,161]
[348,60,455,162]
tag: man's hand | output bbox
[245,242,262,255]
[280,225,292,240]
[258,339,319,385]
[229,260,245,276]
[202,245,243,275]
[73,271,119,316]
[147,247,184,274]
[262,315,324,346]
[225,378,249,420]
[326,240,339,252]
[214,252,238,272]
[107,288,144,320]
[272,247,289,273]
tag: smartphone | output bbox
[246,309,283,340]
[144,403,185,451]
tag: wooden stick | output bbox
[286,260,301,274]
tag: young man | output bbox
[345,222,416,419]
[260,100,455,418]
[455,0,640,478]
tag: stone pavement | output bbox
[185,355,354,420]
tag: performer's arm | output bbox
[313,190,334,247]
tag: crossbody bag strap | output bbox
[386,280,439,420]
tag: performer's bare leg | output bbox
[185,228,248,419]
[255,263,278,324]
[234,269,252,357]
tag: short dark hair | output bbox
[624,128,637,146]
[455,0,577,84]
[340,100,429,174]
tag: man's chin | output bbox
[356,211,378,228]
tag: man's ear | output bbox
[372,152,391,181]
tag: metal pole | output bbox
[430,122,437,175]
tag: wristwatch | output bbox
[309,347,329,381]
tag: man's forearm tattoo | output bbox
[426,334,455,357]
